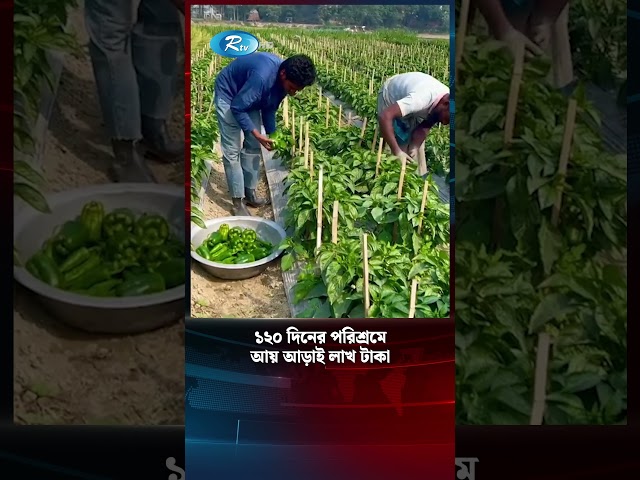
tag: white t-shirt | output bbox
[377,72,449,128]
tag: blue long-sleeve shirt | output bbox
[214,52,286,135]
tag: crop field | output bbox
[190,25,451,318]
[455,20,627,423]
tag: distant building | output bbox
[247,9,260,21]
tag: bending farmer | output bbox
[472,0,573,88]
[377,72,450,177]
[214,53,316,216]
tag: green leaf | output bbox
[371,207,384,223]
[493,387,531,416]
[469,104,503,134]
[281,253,295,272]
[14,182,51,213]
[538,218,561,275]
[563,372,603,393]
[529,293,576,333]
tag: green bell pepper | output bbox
[206,231,224,248]
[107,233,141,267]
[195,244,211,259]
[62,254,102,286]
[135,214,170,247]
[116,272,166,297]
[220,257,236,264]
[85,279,121,297]
[102,208,135,238]
[228,227,242,241]
[242,229,257,245]
[26,252,61,287]
[154,258,185,288]
[208,243,232,262]
[80,201,105,242]
[218,223,230,241]
[59,247,94,273]
[235,253,255,264]
[250,247,270,260]
[53,220,90,258]
[66,265,112,290]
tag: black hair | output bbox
[280,54,316,87]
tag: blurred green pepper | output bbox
[103,208,135,238]
[135,214,170,247]
[80,201,105,242]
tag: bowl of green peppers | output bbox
[190,216,286,280]
[14,184,185,334]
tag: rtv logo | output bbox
[210,30,259,58]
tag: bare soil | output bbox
[189,161,290,319]
[14,5,185,425]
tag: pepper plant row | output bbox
[270,81,450,318]
[455,36,627,424]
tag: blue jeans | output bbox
[85,0,182,140]
[215,97,263,198]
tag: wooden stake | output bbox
[338,105,342,128]
[325,97,330,127]
[504,41,525,145]
[309,149,314,180]
[362,233,370,317]
[375,138,384,176]
[316,166,324,252]
[347,111,352,125]
[331,201,339,243]
[418,179,430,234]
[530,333,551,425]
[304,122,310,168]
[358,117,368,147]
[318,87,322,108]
[292,108,296,153]
[456,0,471,67]
[397,156,407,199]
[551,99,578,226]
[298,117,303,154]
[371,123,379,152]
[283,97,289,128]
[408,279,418,318]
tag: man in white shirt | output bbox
[377,72,450,177]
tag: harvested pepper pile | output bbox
[195,224,274,264]
[26,202,185,297]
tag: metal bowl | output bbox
[13,183,185,334]
[191,217,286,280]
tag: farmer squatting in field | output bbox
[214,53,317,216]
[377,72,450,177]
[472,0,573,88]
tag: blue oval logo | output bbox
[210,30,259,58]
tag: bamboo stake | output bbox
[338,105,342,128]
[551,99,578,225]
[375,138,384,176]
[331,200,339,243]
[318,87,322,108]
[304,122,310,168]
[504,41,526,144]
[358,117,368,147]
[316,166,324,252]
[298,117,303,154]
[418,179,430,234]
[347,111,352,125]
[530,333,551,425]
[397,156,407,199]
[309,149,314,180]
[456,0,471,67]
[292,108,296,153]
[362,233,370,317]
[283,97,289,128]
[408,279,418,318]
[325,97,330,127]
[371,123,379,152]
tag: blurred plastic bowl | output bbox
[13,183,185,334]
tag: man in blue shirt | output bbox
[215,53,316,215]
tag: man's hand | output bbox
[407,144,419,159]
[253,130,274,151]
[394,151,412,164]
[498,27,544,57]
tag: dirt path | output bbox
[13,5,185,425]
[190,160,290,319]
[418,33,450,40]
